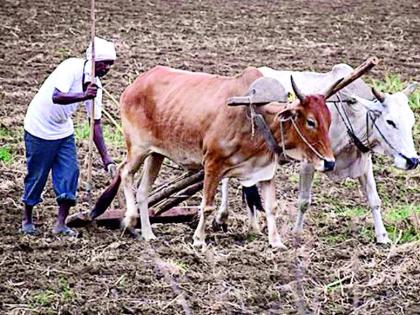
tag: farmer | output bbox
[21,37,117,236]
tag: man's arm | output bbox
[52,84,97,105]
[92,119,114,170]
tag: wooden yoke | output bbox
[226,77,288,106]
[227,57,378,107]
[324,56,379,99]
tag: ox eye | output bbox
[306,119,316,129]
[386,120,397,129]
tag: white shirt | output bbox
[24,58,102,140]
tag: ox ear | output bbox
[276,102,300,121]
[402,82,418,96]
[350,94,384,112]
[337,91,358,106]
[277,108,297,121]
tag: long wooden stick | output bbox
[325,56,379,99]
[87,0,96,210]
[148,170,204,208]
[153,182,204,216]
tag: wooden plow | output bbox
[67,170,204,229]
[67,56,379,230]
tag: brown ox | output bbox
[93,66,340,248]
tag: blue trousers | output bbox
[22,131,79,206]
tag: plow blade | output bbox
[66,207,199,229]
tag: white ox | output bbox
[215,64,418,244]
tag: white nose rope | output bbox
[279,115,327,162]
[333,93,410,160]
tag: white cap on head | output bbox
[86,36,117,61]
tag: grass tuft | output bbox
[385,204,420,222]
[0,146,12,164]
[336,207,365,218]
[31,290,56,307]
[74,122,124,147]
[384,205,419,243]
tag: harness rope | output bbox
[330,94,371,153]
[368,110,411,160]
[248,94,256,138]
[248,103,330,162]
[291,118,325,160]
[330,94,408,160]
[277,114,327,161]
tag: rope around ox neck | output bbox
[278,116,326,161]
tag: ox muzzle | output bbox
[405,156,419,170]
[323,159,335,172]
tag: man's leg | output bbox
[51,134,79,236]
[22,204,36,234]
[52,201,76,236]
[21,131,57,235]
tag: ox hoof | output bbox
[121,216,138,230]
[141,232,157,241]
[292,223,304,234]
[193,238,206,248]
[248,224,261,235]
[376,234,391,245]
[212,218,228,233]
[121,218,140,238]
[270,239,287,250]
[122,227,139,238]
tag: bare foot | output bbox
[21,222,38,236]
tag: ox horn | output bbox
[290,75,305,102]
[322,77,344,100]
[372,87,385,103]
[402,82,418,96]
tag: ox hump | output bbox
[236,67,264,85]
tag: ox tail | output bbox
[242,185,265,214]
[89,168,123,219]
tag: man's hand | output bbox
[52,86,97,105]
[84,83,98,100]
[106,163,117,178]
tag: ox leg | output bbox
[260,179,286,249]
[193,168,220,248]
[242,185,261,234]
[136,154,164,241]
[293,163,315,233]
[358,162,390,244]
[121,150,147,233]
[212,178,230,232]
[246,199,260,234]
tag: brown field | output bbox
[0,0,419,314]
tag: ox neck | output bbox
[251,107,327,162]
[246,105,291,157]
[251,106,282,156]
[329,99,376,154]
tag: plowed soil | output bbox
[1,0,419,314]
